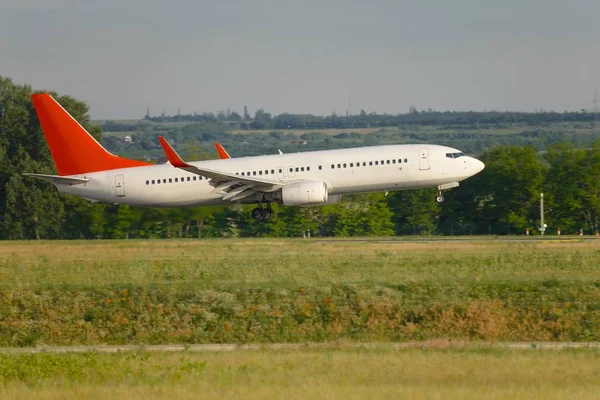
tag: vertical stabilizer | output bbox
[31,94,150,175]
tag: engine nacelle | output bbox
[301,194,342,207]
[281,181,329,206]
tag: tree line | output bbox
[144,105,598,130]
[2,76,600,239]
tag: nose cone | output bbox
[472,158,485,174]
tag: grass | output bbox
[0,348,598,399]
[1,238,600,288]
[2,238,600,346]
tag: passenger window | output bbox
[146,180,149,185]
[331,165,335,169]
[259,171,263,175]
[157,180,161,184]
[295,167,299,172]
[369,161,373,166]
[151,180,155,184]
[279,169,283,173]
[343,163,347,168]
[175,178,178,182]
[319,166,322,170]
[301,167,305,172]
[404,158,408,163]
[271,169,275,174]
[187,177,191,181]
[363,162,366,166]
[193,176,196,181]
[242,172,245,176]
[253,171,257,176]
[163,179,166,183]
[337,164,341,168]
[307,167,310,171]
[392,159,396,164]
[386,160,390,164]
[289,168,293,172]
[375,161,379,165]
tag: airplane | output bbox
[25,93,485,222]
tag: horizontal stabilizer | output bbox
[23,173,89,185]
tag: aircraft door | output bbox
[419,148,430,170]
[115,174,125,197]
[277,167,285,179]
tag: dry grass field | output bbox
[0,348,599,399]
[1,238,599,397]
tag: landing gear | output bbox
[251,207,265,221]
[251,205,274,222]
[436,191,445,203]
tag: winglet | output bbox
[158,137,190,168]
[215,143,231,159]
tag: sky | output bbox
[1,0,599,119]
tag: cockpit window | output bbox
[447,152,466,159]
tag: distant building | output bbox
[124,136,132,143]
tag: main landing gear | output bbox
[251,204,274,222]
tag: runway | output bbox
[2,342,600,354]
[316,236,600,244]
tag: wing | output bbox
[158,137,283,202]
[23,173,90,185]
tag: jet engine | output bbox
[280,181,329,206]
[301,194,341,207]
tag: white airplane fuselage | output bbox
[56,144,484,207]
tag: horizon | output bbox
[2,0,599,119]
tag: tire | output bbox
[251,207,265,221]
[263,208,274,221]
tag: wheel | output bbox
[251,207,265,221]
[436,195,444,203]
[263,208,274,221]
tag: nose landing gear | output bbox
[251,204,274,221]
[436,191,445,203]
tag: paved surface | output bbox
[2,342,600,354]
[316,236,600,243]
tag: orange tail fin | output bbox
[31,93,150,176]
[215,143,231,159]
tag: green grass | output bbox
[1,238,600,288]
[1,239,600,346]
[0,348,598,399]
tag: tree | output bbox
[469,146,545,234]
[388,189,440,235]
[545,140,600,233]
[0,76,105,239]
